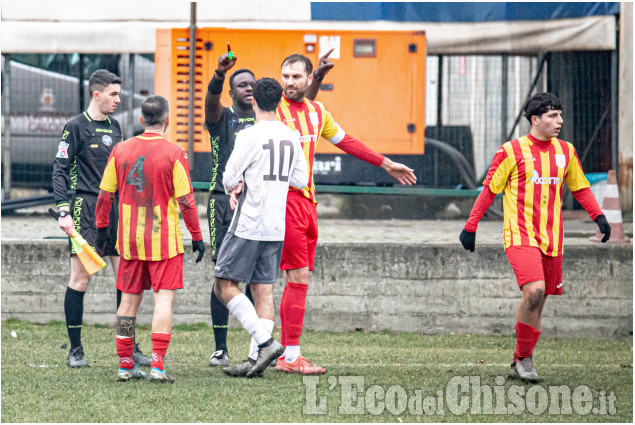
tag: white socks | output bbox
[227,294,270,346]
[248,318,274,361]
[285,345,301,363]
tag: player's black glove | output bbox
[459,229,476,252]
[192,239,205,263]
[96,227,111,255]
[594,214,611,243]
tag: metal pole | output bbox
[611,43,619,171]
[127,53,136,138]
[78,54,85,113]
[188,2,197,171]
[436,55,443,132]
[501,54,509,144]
[3,54,12,200]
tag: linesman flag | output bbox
[48,208,107,275]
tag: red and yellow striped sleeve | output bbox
[173,159,192,198]
[564,143,590,192]
[484,142,515,194]
[99,154,118,193]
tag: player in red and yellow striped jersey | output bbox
[460,93,611,383]
[95,95,205,382]
[275,54,417,374]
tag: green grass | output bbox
[1,319,632,422]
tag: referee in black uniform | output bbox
[52,69,151,368]
[205,45,334,367]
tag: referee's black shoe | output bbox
[67,345,89,368]
[133,343,152,367]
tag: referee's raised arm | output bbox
[205,42,238,127]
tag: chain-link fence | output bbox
[1,50,616,194]
[423,51,615,188]
[1,53,154,193]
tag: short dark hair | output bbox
[523,93,563,122]
[253,78,283,112]
[281,54,313,75]
[88,69,121,94]
[229,68,255,90]
[141,95,169,126]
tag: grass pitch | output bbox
[1,319,632,423]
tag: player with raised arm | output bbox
[204,44,333,367]
[275,54,417,374]
[95,95,205,382]
[213,78,308,378]
[459,92,611,382]
[51,69,151,368]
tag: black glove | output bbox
[459,229,476,252]
[594,214,611,243]
[96,227,111,255]
[192,239,205,263]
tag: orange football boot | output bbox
[282,356,327,375]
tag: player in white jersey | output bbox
[213,78,308,378]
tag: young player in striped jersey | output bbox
[459,92,611,383]
[275,54,417,374]
[213,78,309,378]
[95,95,205,382]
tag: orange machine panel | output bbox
[155,28,426,156]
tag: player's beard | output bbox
[284,85,306,102]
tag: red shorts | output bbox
[281,190,318,271]
[506,246,563,295]
[117,254,184,293]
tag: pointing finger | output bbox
[321,48,335,61]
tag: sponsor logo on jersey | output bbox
[56,141,69,158]
[96,128,113,133]
[556,283,563,288]
[102,135,113,146]
[555,154,566,168]
[519,157,536,164]
[529,169,561,185]
[62,130,70,140]
[301,135,318,144]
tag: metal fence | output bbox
[1,53,155,193]
[1,50,616,195]
[424,51,616,187]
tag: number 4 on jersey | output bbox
[126,156,146,192]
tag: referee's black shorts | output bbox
[207,192,233,263]
[68,191,119,257]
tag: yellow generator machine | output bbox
[155,28,426,185]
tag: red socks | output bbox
[116,336,135,369]
[279,285,288,346]
[279,282,308,346]
[513,321,541,362]
[151,332,171,371]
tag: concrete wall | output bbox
[1,240,632,337]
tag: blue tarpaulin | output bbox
[311,2,620,23]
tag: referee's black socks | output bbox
[210,290,229,352]
[64,287,85,349]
